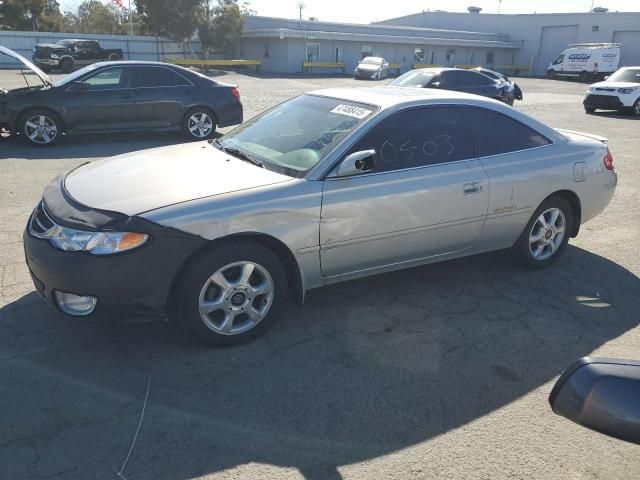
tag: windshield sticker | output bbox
[330,105,373,119]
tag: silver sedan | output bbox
[24,87,617,346]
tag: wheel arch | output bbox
[543,190,581,237]
[16,106,66,133]
[166,232,305,320]
[184,105,219,126]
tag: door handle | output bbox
[463,181,482,195]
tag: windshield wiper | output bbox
[210,138,264,167]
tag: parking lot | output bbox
[1,71,639,479]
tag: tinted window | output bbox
[133,67,191,87]
[465,107,551,157]
[347,107,475,173]
[389,70,438,87]
[438,70,460,87]
[83,68,125,90]
[552,54,564,65]
[460,71,491,87]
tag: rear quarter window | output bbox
[465,107,551,157]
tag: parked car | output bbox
[354,57,390,80]
[32,39,123,73]
[547,43,621,82]
[583,66,640,116]
[471,66,523,102]
[389,68,515,104]
[0,46,243,146]
[550,357,640,445]
[24,86,617,346]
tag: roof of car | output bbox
[308,86,500,109]
[89,60,183,68]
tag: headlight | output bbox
[49,226,149,255]
[50,54,59,59]
[618,87,637,94]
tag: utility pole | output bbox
[498,0,502,14]
[589,0,595,12]
[129,0,133,35]
[297,1,305,21]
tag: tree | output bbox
[198,0,244,59]
[0,0,64,31]
[63,1,130,35]
[135,0,202,40]
[240,1,256,16]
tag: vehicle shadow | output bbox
[589,111,640,120]
[0,131,222,160]
[1,246,638,479]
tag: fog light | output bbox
[54,291,97,316]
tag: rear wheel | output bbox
[176,242,289,346]
[60,58,74,73]
[514,197,573,269]
[107,53,121,61]
[182,107,216,140]
[18,110,62,146]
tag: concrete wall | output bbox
[376,11,640,75]
[0,30,202,68]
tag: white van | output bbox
[547,43,621,82]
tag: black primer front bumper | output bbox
[23,175,207,321]
[584,94,624,110]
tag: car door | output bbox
[131,65,194,128]
[320,106,489,278]
[73,41,99,66]
[61,65,137,131]
[459,71,499,98]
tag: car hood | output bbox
[590,81,640,89]
[357,64,381,71]
[0,45,53,87]
[64,142,293,216]
[34,43,67,51]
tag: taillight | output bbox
[603,151,614,170]
[231,87,240,100]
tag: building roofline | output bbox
[375,10,640,24]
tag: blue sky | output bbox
[59,0,640,23]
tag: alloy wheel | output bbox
[24,115,58,145]
[528,208,567,261]
[187,112,214,138]
[198,261,274,335]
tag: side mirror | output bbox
[430,82,441,88]
[67,81,90,92]
[549,357,640,445]
[604,75,610,80]
[332,150,375,177]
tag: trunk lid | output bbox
[555,128,608,144]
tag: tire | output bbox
[514,197,573,270]
[632,98,640,117]
[18,109,63,147]
[579,71,588,82]
[60,58,74,74]
[182,107,216,140]
[108,53,121,61]
[585,106,596,114]
[176,242,289,346]
[547,70,556,80]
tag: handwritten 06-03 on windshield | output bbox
[379,134,455,164]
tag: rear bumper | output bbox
[217,102,243,128]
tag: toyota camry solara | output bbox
[24,87,617,346]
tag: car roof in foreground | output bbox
[308,86,500,110]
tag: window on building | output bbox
[414,47,425,63]
[346,107,475,173]
[306,43,320,62]
[362,44,374,59]
[486,51,495,64]
[446,49,456,65]
[263,42,270,58]
[335,45,344,63]
[464,107,551,157]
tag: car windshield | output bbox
[607,68,640,83]
[218,95,378,178]
[53,63,100,87]
[389,70,438,87]
[361,57,383,65]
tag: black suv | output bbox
[32,39,123,73]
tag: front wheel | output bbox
[176,242,289,346]
[547,70,556,80]
[632,99,640,117]
[579,71,589,82]
[60,58,74,73]
[514,197,573,269]
[18,110,62,146]
[182,107,216,140]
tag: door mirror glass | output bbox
[604,75,609,80]
[332,149,375,177]
[550,357,640,445]
[430,81,441,88]
[67,81,90,92]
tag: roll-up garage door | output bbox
[535,25,579,76]
[613,31,640,66]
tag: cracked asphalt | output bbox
[1,72,639,480]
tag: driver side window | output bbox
[82,68,126,90]
[346,107,475,174]
[553,54,565,65]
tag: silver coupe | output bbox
[24,87,617,345]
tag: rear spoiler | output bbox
[555,128,608,144]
